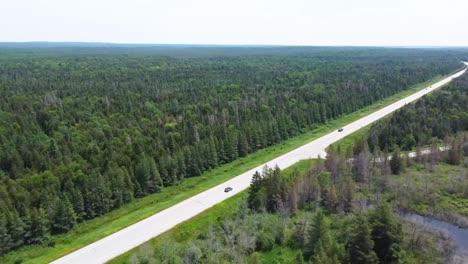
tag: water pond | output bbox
[397,211,468,260]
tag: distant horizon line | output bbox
[1,41,468,49]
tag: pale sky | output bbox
[1,0,467,46]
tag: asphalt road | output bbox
[51,62,468,264]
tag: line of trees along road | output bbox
[366,69,468,155]
[0,47,465,254]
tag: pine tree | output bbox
[226,131,238,161]
[208,137,219,168]
[148,156,163,193]
[217,138,228,163]
[7,210,26,248]
[294,213,309,249]
[368,204,403,263]
[265,166,285,212]
[94,171,112,215]
[0,214,13,254]
[49,138,63,161]
[248,171,263,210]
[27,208,49,244]
[307,210,346,263]
[237,132,249,157]
[294,251,305,264]
[346,216,379,264]
[390,147,403,175]
[135,154,151,194]
[313,241,341,264]
[175,153,186,182]
[122,167,134,203]
[306,210,329,257]
[168,157,180,185]
[446,136,462,165]
[185,149,201,177]
[158,157,172,185]
[51,197,77,234]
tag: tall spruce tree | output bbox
[368,204,403,263]
[390,147,404,175]
[51,197,77,234]
[346,215,379,264]
[248,171,263,210]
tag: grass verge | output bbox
[110,192,248,264]
[109,159,314,264]
[0,74,449,264]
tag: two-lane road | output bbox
[52,62,468,264]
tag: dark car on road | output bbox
[224,187,233,193]
[338,128,344,132]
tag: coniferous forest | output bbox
[367,70,468,152]
[0,46,466,254]
[126,62,468,264]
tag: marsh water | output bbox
[397,212,468,260]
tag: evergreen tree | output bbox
[307,210,346,263]
[48,138,62,161]
[446,136,462,165]
[346,216,379,264]
[368,204,403,263]
[237,132,249,157]
[27,208,49,244]
[135,154,151,194]
[6,210,26,248]
[185,150,201,177]
[306,210,329,257]
[146,156,163,193]
[294,251,305,264]
[51,197,77,234]
[248,171,263,210]
[0,214,13,254]
[208,137,219,168]
[265,166,285,212]
[293,213,309,249]
[313,241,342,264]
[390,147,403,175]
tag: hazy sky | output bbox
[1,0,467,46]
